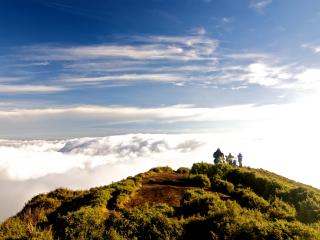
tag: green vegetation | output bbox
[1,162,320,239]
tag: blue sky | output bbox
[0,0,320,138]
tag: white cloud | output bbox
[3,35,316,92]
[244,63,289,86]
[0,133,211,220]
[0,77,25,82]
[0,103,288,125]
[226,53,271,60]
[295,69,320,89]
[26,35,218,62]
[199,61,296,88]
[215,17,233,29]
[0,84,67,93]
[189,26,207,35]
[65,73,184,83]
[302,43,320,54]
[0,134,207,181]
[1,100,317,140]
[250,0,272,12]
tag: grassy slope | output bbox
[1,163,320,239]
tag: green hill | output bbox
[1,162,320,239]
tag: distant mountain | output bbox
[1,162,320,239]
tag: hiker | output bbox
[237,153,243,167]
[226,153,235,165]
[213,148,225,164]
[232,159,237,166]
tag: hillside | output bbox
[1,162,320,239]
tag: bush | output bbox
[57,206,106,240]
[181,190,224,217]
[232,188,269,211]
[149,166,173,173]
[268,198,296,221]
[226,168,283,200]
[89,188,113,207]
[0,217,53,240]
[281,187,320,223]
[176,167,190,174]
[106,206,183,239]
[191,162,213,175]
[188,174,211,188]
[211,178,235,195]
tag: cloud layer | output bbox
[0,102,299,138]
[0,134,206,181]
[0,134,211,221]
[1,129,320,222]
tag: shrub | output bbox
[281,187,320,223]
[176,167,190,174]
[149,166,173,173]
[57,206,106,240]
[89,188,113,207]
[105,206,183,239]
[226,168,283,200]
[211,178,235,195]
[268,198,296,221]
[181,189,224,217]
[191,162,213,175]
[188,174,211,188]
[0,217,53,240]
[233,188,269,211]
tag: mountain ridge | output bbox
[1,162,320,239]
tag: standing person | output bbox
[237,153,243,167]
[213,148,225,164]
[226,153,234,165]
[232,159,237,166]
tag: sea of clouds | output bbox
[0,133,219,221]
[1,132,319,222]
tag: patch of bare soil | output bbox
[125,172,191,208]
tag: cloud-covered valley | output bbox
[1,130,320,222]
[0,134,212,221]
[0,134,207,181]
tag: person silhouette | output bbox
[237,153,243,167]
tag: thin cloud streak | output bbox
[249,0,272,12]
[64,73,184,83]
[302,43,320,54]
[2,33,319,93]
[0,103,287,123]
[0,84,67,93]
[24,35,218,61]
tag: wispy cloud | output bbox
[226,52,271,60]
[1,33,318,94]
[0,102,306,139]
[0,104,255,123]
[293,69,320,89]
[249,0,272,12]
[25,35,218,62]
[302,43,320,54]
[189,26,207,35]
[64,73,184,83]
[0,76,26,82]
[0,84,67,93]
[215,17,233,30]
